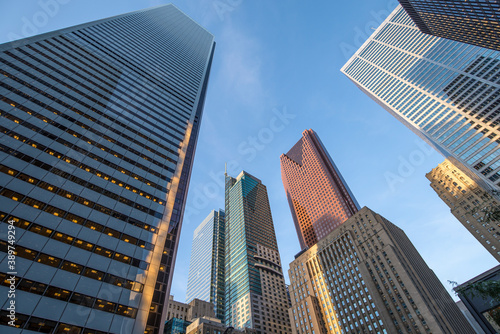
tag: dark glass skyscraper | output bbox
[280,129,360,249]
[224,171,292,333]
[0,5,214,334]
[398,0,500,51]
[186,209,225,321]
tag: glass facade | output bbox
[164,317,191,334]
[398,0,500,51]
[280,129,360,249]
[341,5,500,190]
[224,171,292,333]
[0,4,214,334]
[186,209,225,321]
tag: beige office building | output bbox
[288,207,474,334]
[165,295,215,322]
[427,159,500,262]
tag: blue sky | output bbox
[1,0,496,304]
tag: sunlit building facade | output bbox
[186,209,225,321]
[341,5,500,190]
[224,171,292,333]
[288,207,474,334]
[280,129,360,249]
[426,159,500,262]
[398,0,500,51]
[0,5,215,334]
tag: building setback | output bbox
[280,129,360,249]
[426,159,500,261]
[224,171,292,333]
[0,5,215,334]
[288,207,475,334]
[186,209,225,321]
[397,0,500,51]
[341,5,500,190]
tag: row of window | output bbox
[0,121,166,209]
[53,34,193,124]
[0,77,177,173]
[87,14,205,92]
[6,39,180,158]
[1,107,169,197]
[30,38,189,136]
[1,211,149,270]
[0,162,163,221]
[0,176,158,241]
[75,29,196,109]
[0,309,109,334]
[0,187,154,251]
[0,237,143,291]
[0,94,171,190]
[7,45,186,142]
[0,273,137,318]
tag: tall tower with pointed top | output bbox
[280,129,360,249]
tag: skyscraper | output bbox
[224,171,292,333]
[341,5,500,190]
[0,5,215,334]
[186,209,225,321]
[397,0,500,51]
[280,129,360,249]
[426,159,500,261]
[288,207,475,334]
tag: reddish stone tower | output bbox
[280,129,360,249]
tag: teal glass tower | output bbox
[0,5,214,334]
[186,209,225,321]
[342,5,500,190]
[224,171,292,334]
